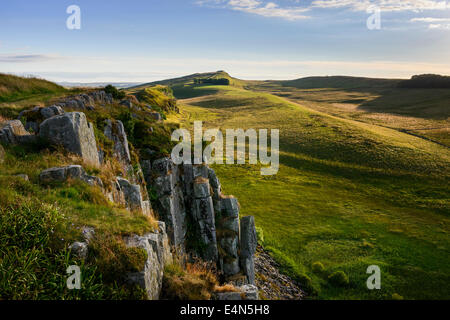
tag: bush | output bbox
[104,85,126,100]
[312,261,325,274]
[328,271,349,287]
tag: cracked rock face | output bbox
[124,223,173,300]
[39,112,100,166]
[116,177,151,216]
[0,120,35,145]
[39,165,103,187]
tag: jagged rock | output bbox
[193,178,211,198]
[39,165,102,187]
[240,216,257,285]
[116,177,151,216]
[221,197,240,218]
[191,196,218,261]
[208,168,221,200]
[140,160,152,185]
[240,216,257,257]
[216,285,259,300]
[0,144,5,164]
[104,119,132,167]
[0,120,35,145]
[40,105,64,119]
[152,157,173,176]
[39,112,100,166]
[120,100,134,109]
[69,241,88,259]
[125,223,173,300]
[158,189,186,249]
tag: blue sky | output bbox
[0,0,449,82]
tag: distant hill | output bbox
[0,73,66,102]
[58,82,144,89]
[131,71,244,89]
[277,76,402,89]
[398,74,450,89]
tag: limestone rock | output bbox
[216,285,259,300]
[125,224,173,300]
[39,165,102,187]
[116,177,151,215]
[240,216,257,285]
[39,112,100,166]
[0,120,35,145]
[40,105,64,119]
[104,119,132,168]
[69,241,88,259]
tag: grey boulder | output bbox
[39,112,100,166]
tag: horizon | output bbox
[1,0,450,82]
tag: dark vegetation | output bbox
[398,74,450,88]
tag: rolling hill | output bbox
[159,72,450,299]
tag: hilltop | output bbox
[0,73,66,103]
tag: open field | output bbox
[248,79,450,147]
[169,83,450,299]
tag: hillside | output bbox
[276,76,401,89]
[168,75,450,299]
[1,73,449,300]
[1,75,261,300]
[0,73,66,103]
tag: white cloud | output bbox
[196,0,310,20]
[311,0,449,12]
[410,16,450,29]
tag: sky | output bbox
[0,0,449,82]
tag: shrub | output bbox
[104,85,126,99]
[312,261,325,274]
[328,271,349,287]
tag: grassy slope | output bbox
[171,83,450,300]
[0,73,66,103]
[250,80,450,147]
[0,75,170,299]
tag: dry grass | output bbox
[162,255,219,300]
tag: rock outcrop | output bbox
[39,112,100,166]
[240,216,257,285]
[116,177,151,216]
[125,222,173,300]
[57,90,113,110]
[39,165,103,187]
[143,157,257,284]
[0,120,35,145]
[215,285,259,300]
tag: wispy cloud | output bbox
[312,0,449,12]
[0,54,60,63]
[196,0,310,20]
[411,16,450,29]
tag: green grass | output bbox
[0,73,67,103]
[175,83,450,300]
